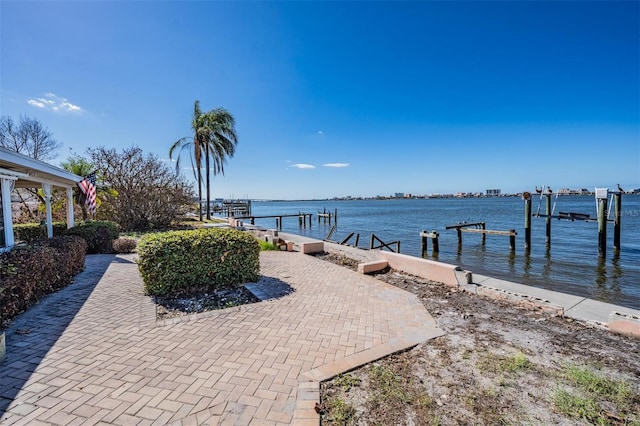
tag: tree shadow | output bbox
[111,255,137,264]
[0,254,115,417]
[245,276,296,301]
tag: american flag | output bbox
[78,171,97,214]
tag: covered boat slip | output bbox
[0,147,82,249]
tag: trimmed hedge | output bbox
[137,228,260,297]
[0,236,87,325]
[64,221,120,254]
[13,222,68,244]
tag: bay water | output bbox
[243,196,640,310]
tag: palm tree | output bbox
[201,108,238,220]
[170,101,238,221]
[170,101,205,221]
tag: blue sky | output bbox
[1,1,638,200]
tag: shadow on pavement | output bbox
[246,276,296,301]
[0,254,115,417]
[111,255,136,264]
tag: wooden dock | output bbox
[212,199,252,217]
[446,222,517,251]
[318,208,337,224]
[236,213,313,229]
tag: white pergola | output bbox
[0,147,82,248]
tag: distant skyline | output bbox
[1,1,638,199]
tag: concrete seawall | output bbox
[275,230,640,339]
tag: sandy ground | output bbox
[315,253,640,426]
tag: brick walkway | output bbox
[1,251,442,425]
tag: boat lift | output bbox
[533,186,593,222]
[525,186,623,256]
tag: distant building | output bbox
[394,193,404,198]
[486,189,501,196]
[558,188,592,195]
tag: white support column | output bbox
[42,183,53,238]
[2,178,16,247]
[66,187,75,228]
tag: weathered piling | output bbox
[614,191,622,251]
[318,208,337,225]
[523,192,532,251]
[297,213,312,228]
[509,229,516,251]
[596,188,608,257]
[420,230,439,257]
[545,193,552,245]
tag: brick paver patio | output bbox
[1,251,442,425]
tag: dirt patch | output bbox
[154,286,260,320]
[316,252,640,426]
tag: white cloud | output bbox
[27,93,83,113]
[60,101,81,112]
[291,163,316,169]
[27,99,47,108]
[323,163,350,168]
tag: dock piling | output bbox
[523,192,532,251]
[509,229,516,251]
[318,208,336,225]
[545,193,552,245]
[596,188,608,257]
[420,230,440,257]
[614,191,622,251]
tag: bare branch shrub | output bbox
[88,146,194,231]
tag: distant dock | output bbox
[209,199,252,216]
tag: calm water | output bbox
[240,196,640,310]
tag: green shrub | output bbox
[112,237,137,253]
[64,221,120,254]
[259,240,280,251]
[137,228,260,297]
[13,222,68,244]
[0,236,86,325]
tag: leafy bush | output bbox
[112,237,137,253]
[137,228,260,297]
[0,236,86,326]
[64,221,120,254]
[13,222,68,244]
[259,240,280,251]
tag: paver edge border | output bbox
[294,327,445,423]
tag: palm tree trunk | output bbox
[197,167,203,222]
[205,145,211,220]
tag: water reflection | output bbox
[523,251,531,279]
[542,245,552,282]
[508,250,516,275]
[592,254,623,303]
